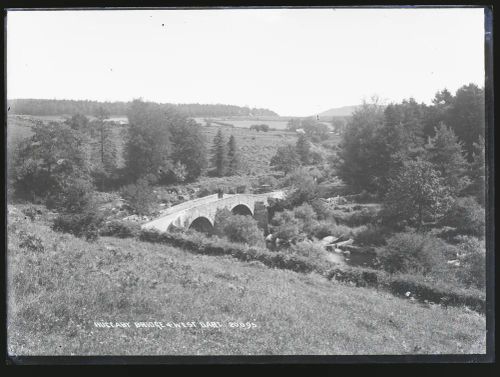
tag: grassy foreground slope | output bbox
[7,206,485,355]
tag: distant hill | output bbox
[315,105,359,118]
[7,99,279,118]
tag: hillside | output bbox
[316,105,359,118]
[7,205,486,355]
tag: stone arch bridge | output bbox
[141,191,285,233]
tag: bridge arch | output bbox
[231,204,253,216]
[188,216,214,235]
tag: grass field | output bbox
[201,125,299,175]
[194,116,292,130]
[7,205,486,355]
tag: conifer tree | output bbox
[425,122,468,194]
[466,136,486,206]
[211,129,227,177]
[295,133,311,164]
[226,134,240,176]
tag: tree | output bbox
[336,100,386,193]
[125,99,172,181]
[446,84,485,160]
[270,144,301,175]
[11,122,90,204]
[382,158,452,230]
[226,135,240,176]
[65,113,89,131]
[465,136,486,206]
[282,167,320,207]
[424,123,468,194]
[169,119,207,181]
[287,118,301,131]
[301,118,329,142]
[211,129,227,177]
[120,177,157,216]
[295,134,311,164]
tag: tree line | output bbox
[335,83,485,230]
[8,99,244,239]
[8,98,278,118]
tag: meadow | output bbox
[7,205,486,355]
[194,116,292,130]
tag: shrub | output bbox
[18,231,44,253]
[343,206,379,227]
[293,203,318,234]
[377,231,451,277]
[100,220,141,238]
[214,210,265,247]
[310,198,334,220]
[442,196,485,238]
[120,178,157,216]
[289,240,328,260]
[21,205,42,221]
[270,209,304,242]
[47,176,96,214]
[455,236,486,289]
[311,220,337,239]
[52,207,104,241]
[354,225,388,246]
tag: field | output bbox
[6,115,308,177]
[194,116,292,130]
[201,125,299,175]
[7,205,485,355]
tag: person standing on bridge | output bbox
[217,188,224,199]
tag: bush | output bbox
[377,231,452,277]
[310,198,334,220]
[47,176,96,214]
[21,205,43,221]
[293,203,318,234]
[270,209,304,242]
[18,231,44,253]
[354,225,388,246]
[442,196,485,238]
[289,240,328,260]
[100,220,141,238]
[214,210,265,247]
[455,236,486,289]
[120,178,157,216]
[52,207,104,241]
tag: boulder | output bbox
[320,235,340,245]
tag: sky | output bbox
[7,8,485,117]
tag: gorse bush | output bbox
[354,224,388,246]
[214,209,265,247]
[289,240,329,260]
[377,231,451,277]
[18,231,44,253]
[52,206,104,241]
[100,220,141,238]
[455,236,486,289]
[50,176,96,214]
